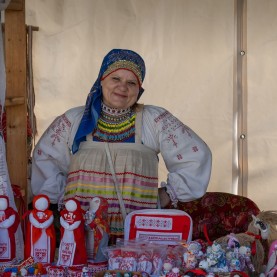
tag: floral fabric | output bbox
[169,192,260,241]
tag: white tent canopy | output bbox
[25,0,277,211]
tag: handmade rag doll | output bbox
[24,194,56,263]
[57,198,87,266]
[0,195,20,262]
[215,211,277,273]
[85,196,110,262]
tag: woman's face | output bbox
[101,69,140,109]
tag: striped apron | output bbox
[64,109,159,237]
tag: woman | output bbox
[31,49,212,241]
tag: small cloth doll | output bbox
[206,242,228,272]
[166,267,181,277]
[238,245,255,273]
[107,248,123,270]
[24,194,56,263]
[152,252,164,276]
[85,196,110,262]
[0,195,20,262]
[119,249,138,271]
[57,198,87,266]
[137,252,153,274]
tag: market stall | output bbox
[1,0,277,276]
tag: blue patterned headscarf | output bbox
[72,49,146,154]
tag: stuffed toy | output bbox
[85,196,110,262]
[215,210,277,274]
[57,198,87,266]
[24,194,56,263]
[0,195,20,262]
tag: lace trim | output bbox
[161,181,178,208]
[102,102,131,117]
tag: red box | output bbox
[124,209,193,245]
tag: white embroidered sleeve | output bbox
[142,105,212,203]
[30,114,72,204]
[31,107,84,204]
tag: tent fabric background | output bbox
[25,0,277,211]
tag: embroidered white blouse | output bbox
[31,105,212,205]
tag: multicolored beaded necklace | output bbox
[93,103,136,142]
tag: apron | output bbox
[57,227,76,266]
[0,210,10,260]
[30,227,51,263]
[65,107,159,237]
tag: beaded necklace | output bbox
[93,103,136,142]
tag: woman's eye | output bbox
[112,77,120,81]
[128,81,137,86]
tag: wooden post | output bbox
[4,0,27,205]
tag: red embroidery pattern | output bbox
[154,111,169,123]
[34,248,47,261]
[0,244,7,256]
[68,169,158,180]
[192,146,198,152]
[177,154,183,160]
[155,112,190,149]
[182,125,192,137]
[167,134,178,148]
[37,149,42,155]
[49,114,71,146]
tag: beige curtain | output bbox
[25,0,277,211]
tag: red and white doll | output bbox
[57,198,87,266]
[24,194,56,263]
[0,195,20,262]
[85,196,110,262]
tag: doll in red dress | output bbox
[0,195,20,262]
[24,194,56,263]
[57,198,87,266]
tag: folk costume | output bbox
[24,194,56,263]
[31,49,212,241]
[57,198,87,266]
[0,195,20,262]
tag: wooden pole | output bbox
[4,0,28,204]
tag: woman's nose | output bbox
[118,81,128,91]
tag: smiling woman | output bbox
[30,49,212,246]
[101,70,140,109]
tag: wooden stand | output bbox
[4,0,27,204]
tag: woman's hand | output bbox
[158,187,171,208]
